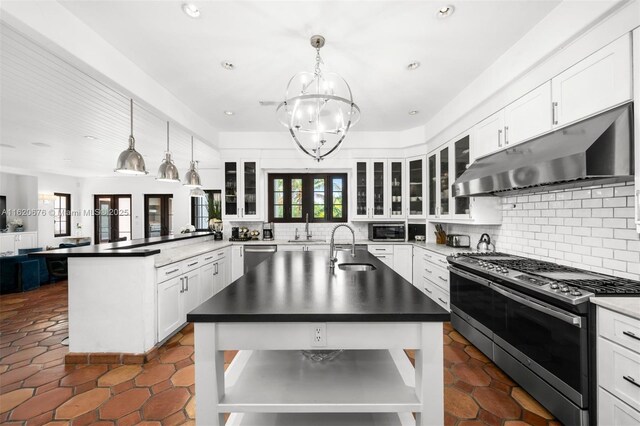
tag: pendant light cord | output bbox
[191,136,194,162]
[166,122,170,151]
[130,99,134,136]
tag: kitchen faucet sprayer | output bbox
[329,224,356,269]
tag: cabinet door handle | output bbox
[438,275,447,282]
[438,259,448,265]
[438,297,447,305]
[623,331,640,341]
[552,102,558,125]
[187,261,199,267]
[422,282,432,294]
[504,126,509,145]
[425,268,432,274]
[497,129,503,147]
[165,268,180,275]
[623,375,640,388]
[204,256,214,261]
[214,263,218,275]
[180,277,185,293]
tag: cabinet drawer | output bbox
[423,279,449,311]
[368,245,394,255]
[200,249,226,265]
[421,250,449,269]
[156,262,184,283]
[598,387,640,426]
[599,308,640,354]
[598,338,640,409]
[424,262,449,292]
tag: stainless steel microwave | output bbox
[368,223,406,242]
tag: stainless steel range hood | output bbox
[453,103,634,197]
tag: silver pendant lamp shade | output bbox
[156,121,180,182]
[115,99,148,174]
[183,136,202,188]
[190,186,206,198]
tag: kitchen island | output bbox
[187,250,449,426]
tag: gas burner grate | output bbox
[489,259,579,274]
[559,279,640,295]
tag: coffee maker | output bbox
[262,222,274,241]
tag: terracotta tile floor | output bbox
[0,282,561,425]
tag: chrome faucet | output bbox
[294,228,300,240]
[305,213,312,240]
[329,224,356,269]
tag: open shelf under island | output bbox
[187,250,449,426]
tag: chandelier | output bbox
[277,35,360,161]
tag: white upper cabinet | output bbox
[472,110,505,160]
[223,160,262,221]
[552,34,632,128]
[352,160,405,220]
[407,156,426,219]
[504,81,552,147]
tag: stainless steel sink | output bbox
[338,263,377,272]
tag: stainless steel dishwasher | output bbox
[243,245,277,274]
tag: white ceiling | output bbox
[0,23,220,177]
[58,0,561,133]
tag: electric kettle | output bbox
[476,233,495,252]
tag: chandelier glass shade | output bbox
[277,35,360,162]
[115,99,148,174]
[156,121,180,182]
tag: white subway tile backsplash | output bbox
[582,199,603,208]
[603,197,626,208]
[614,185,635,197]
[614,228,640,241]
[614,250,640,263]
[572,190,592,199]
[602,218,627,228]
[592,187,613,198]
[614,207,634,218]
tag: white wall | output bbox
[35,172,84,248]
[0,172,38,232]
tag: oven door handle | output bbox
[448,266,492,288]
[492,284,583,328]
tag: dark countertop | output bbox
[187,250,450,323]
[30,232,215,258]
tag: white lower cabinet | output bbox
[0,232,38,253]
[367,245,394,268]
[157,247,230,342]
[412,246,450,312]
[157,275,184,342]
[597,307,640,423]
[231,245,244,282]
[393,245,412,283]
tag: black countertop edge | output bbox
[186,313,451,323]
[29,232,214,258]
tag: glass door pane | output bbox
[167,197,174,235]
[390,161,403,216]
[146,196,162,237]
[454,136,470,215]
[409,158,423,216]
[373,161,385,216]
[117,197,132,241]
[356,162,368,216]
[428,154,437,216]
[243,161,257,216]
[440,147,449,215]
[97,197,111,243]
[224,162,237,216]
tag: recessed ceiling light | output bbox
[224,111,235,116]
[84,135,98,140]
[32,142,51,147]
[437,5,455,18]
[181,3,200,18]
[0,143,15,148]
[407,61,421,71]
[409,110,419,115]
[221,61,235,70]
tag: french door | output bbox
[144,194,173,237]
[94,195,132,243]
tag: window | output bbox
[268,174,347,223]
[144,194,173,237]
[94,195,132,243]
[54,193,71,237]
[191,190,222,231]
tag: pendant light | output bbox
[115,99,148,174]
[156,121,180,182]
[183,136,202,188]
[190,187,206,198]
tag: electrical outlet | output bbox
[311,323,326,347]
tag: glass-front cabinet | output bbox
[407,155,426,219]
[453,135,471,218]
[351,159,404,220]
[222,160,261,220]
[427,144,451,220]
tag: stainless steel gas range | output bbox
[447,252,640,426]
